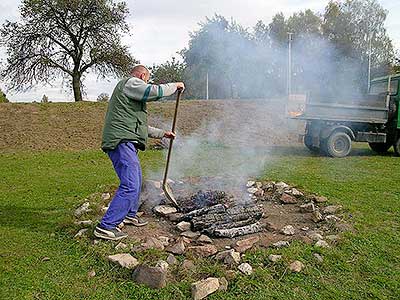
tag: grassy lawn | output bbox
[0,146,399,299]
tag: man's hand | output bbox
[176,82,185,91]
[163,131,176,139]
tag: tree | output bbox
[41,94,49,103]
[97,92,110,102]
[0,88,9,103]
[0,0,135,102]
[150,57,186,84]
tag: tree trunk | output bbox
[72,73,83,102]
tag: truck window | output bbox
[370,79,398,95]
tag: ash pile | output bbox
[157,190,264,238]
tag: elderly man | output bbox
[95,65,185,241]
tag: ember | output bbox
[177,190,228,213]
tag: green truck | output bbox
[293,73,400,158]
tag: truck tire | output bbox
[304,135,319,153]
[321,131,352,158]
[369,142,392,153]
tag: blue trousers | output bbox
[100,142,142,229]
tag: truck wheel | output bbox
[369,142,392,153]
[323,131,352,158]
[394,136,400,157]
[304,135,319,153]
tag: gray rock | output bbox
[275,181,289,191]
[315,240,330,248]
[141,237,165,251]
[145,180,161,189]
[74,228,88,238]
[115,242,128,250]
[313,195,328,203]
[247,187,258,194]
[323,205,342,214]
[187,245,218,257]
[153,205,177,216]
[166,239,186,255]
[307,231,324,241]
[238,263,253,275]
[156,260,169,271]
[300,203,315,213]
[191,277,220,300]
[181,231,201,239]
[313,253,324,263]
[325,235,340,242]
[158,236,170,247]
[107,253,138,269]
[101,193,111,201]
[290,188,304,197]
[74,202,91,217]
[246,181,256,187]
[272,241,290,248]
[74,220,93,226]
[268,254,282,262]
[312,209,323,223]
[325,215,341,222]
[256,182,263,189]
[197,234,213,244]
[176,221,191,232]
[280,193,297,204]
[233,236,259,253]
[132,264,167,289]
[218,277,228,292]
[289,260,304,272]
[216,249,241,266]
[281,225,295,236]
[88,270,96,278]
[168,213,184,222]
[166,254,177,265]
[182,259,195,271]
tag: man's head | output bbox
[130,65,150,83]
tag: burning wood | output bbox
[177,190,228,213]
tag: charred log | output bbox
[213,222,265,238]
[177,190,228,213]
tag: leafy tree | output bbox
[0,0,135,102]
[0,88,9,103]
[150,57,186,84]
[41,94,49,103]
[97,92,110,102]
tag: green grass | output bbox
[0,146,399,299]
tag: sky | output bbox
[0,0,399,102]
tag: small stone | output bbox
[216,249,241,266]
[108,253,138,269]
[301,226,309,231]
[225,245,231,249]
[315,240,330,248]
[247,187,258,194]
[166,254,177,265]
[101,206,109,212]
[289,260,304,272]
[313,195,328,203]
[145,180,162,189]
[281,225,295,236]
[275,181,289,189]
[225,270,236,280]
[74,228,88,238]
[168,213,184,222]
[191,277,220,300]
[323,205,342,214]
[300,203,315,213]
[312,209,323,223]
[325,235,340,242]
[132,264,167,289]
[290,188,304,197]
[325,215,341,222]
[158,236,170,246]
[42,257,50,262]
[246,181,256,187]
[313,253,324,263]
[265,221,279,232]
[181,231,201,239]
[218,277,228,292]
[88,270,96,277]
[74,202,91,217]
[268,254,282,262]
[307,232,324,241]
[264,182,275,191]
[238,263,253,275]
[101,193,111,201]
[233,236,260,253]
[115,242,128,250]
[176,221,191,232]
[74,220,93,226]
[93,239,100,245]
[273,241,290,248]
[156,260,169,271]
[280,193,297,204]
[141,237,165,251]
[187,245,218,257]
[197,234,213,244]
[153,205,177,216]
[256,182,263,188]
[254,189,264,197]
[182,259,196,271]
[166,239,186,255]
